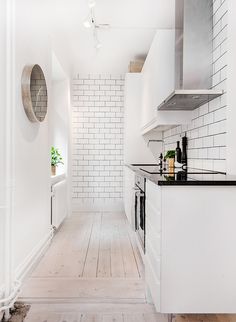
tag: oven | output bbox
[134,174,146,253]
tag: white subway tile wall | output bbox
[163,0,228,172]
[72,74,124,204]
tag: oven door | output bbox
[135,188,145,252]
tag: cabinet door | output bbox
[123,166,135,228]
[124,73,156,164]
[141,30,175,128]
[145,180,162,312]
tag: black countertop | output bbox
[127,164,236,186]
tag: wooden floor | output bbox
[20,212,236,322]
[21,212,160,321]
[30,212,143,279]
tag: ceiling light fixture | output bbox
[93,28,102,50]
[88,0,96,8]
[83,4,106,50]
[83,18,92,28]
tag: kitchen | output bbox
[1,0,236,321]
[124,0,236,316]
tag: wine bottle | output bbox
[181,135,188,166]
[176,141,182,163]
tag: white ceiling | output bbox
[19,0,175,75]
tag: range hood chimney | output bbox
[158,0,224,111]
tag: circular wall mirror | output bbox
[21,64,48,123]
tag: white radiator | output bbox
[51,179,67,229]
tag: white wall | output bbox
[0,0,7,299]
[11,3,72,284]
[71,74,124,211]
[0,2,72,311]
[163,0,228,172]
[13,1,53,277]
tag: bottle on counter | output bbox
[159,153,163,169]
[176,141,182,163]
[163,158,167,170]
[181,135,188,166]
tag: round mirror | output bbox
[21,64,48,123]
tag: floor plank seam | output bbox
[81,214,95,277]
[127,229,142,279]
[95,213,103,278]
[118,217,128,279]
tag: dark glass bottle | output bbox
[176,141,182,163]
[159,153,163,169]
[181,135,188,166]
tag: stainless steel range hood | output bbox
[158,0,224,111]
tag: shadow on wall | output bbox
[18,85,41,142]
[143,131,163,162]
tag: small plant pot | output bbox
[168,158,175,168]
[51,165,56,176]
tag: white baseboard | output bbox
[72,198,124,212]
[15,228,53,283]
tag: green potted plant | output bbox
[51,146,64,176]
[165,150,175,168]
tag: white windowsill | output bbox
[51,173,66,185]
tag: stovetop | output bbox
[139,165,225,175]
[129,164,236,186]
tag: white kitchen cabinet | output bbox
[145,180,162,311]
[145,179,236,313]
[141,31,192,134]
[124,166,135,228]
[124,73,156,164]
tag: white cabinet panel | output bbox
[145,179,162,312]
[145,257,161,311]
[146,221,161,257]
[145,242,161,281]
[124,73,156,164]
[141,31,192,134]
[146,203,161,233]
[145,180,236,314]
[146,179,162,212]
[142,30,175,128]
[123,166,135,228]
[161,186,236,313]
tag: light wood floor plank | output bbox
[83,214,102,278]
[97,214,112,277]
[31,213,140,281]
[20,278,146,301]
[32,215,94,277]
[59,313,83,322]
[27,303,157,314]
[123,313,145,322]
[81,313,102,322]
[102,314,123,322]
[118,216,140,278]
[110,213,125,278]
[143,313,168,322]
[127,227,144,279]
[25,312,61,322]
